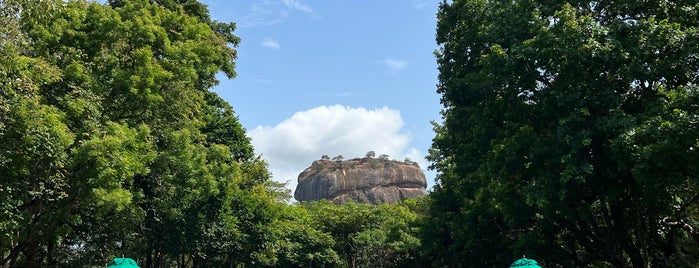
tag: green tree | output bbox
[1,3,157,264]
[202,92,254,162]
[0,0,273,266]
[365,151,376,158]
[353,202,425,268]
[305,200,426,268]
[0,55,69,267]
[427,0,699,267]
[271,204,341,267]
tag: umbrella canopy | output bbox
[107,258,140,268]
[510,257,542,268]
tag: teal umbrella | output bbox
[107,258,140,268]
[510,257,542,268]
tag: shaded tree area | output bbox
[425,0,699,267]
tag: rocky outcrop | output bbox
[294,158,427,204]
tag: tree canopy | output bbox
[426,0,699,266]
[0,0,263,266]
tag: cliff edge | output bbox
[294,158,427,204]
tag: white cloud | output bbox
[382,58,409,73]
[239,0,315,28]
[241,1,287,28]
[282,0,313,13]
[261,38,281,49]
[248,105,426,197]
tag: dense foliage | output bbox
[0,0,272,266]
[0,1,428,267]
[303,199,427,268]
[427,0,699,267]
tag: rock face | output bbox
[294,158,427,204]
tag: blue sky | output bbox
[201,0,443,194]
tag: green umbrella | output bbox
[107,258,140,268]
[510,257,542,268]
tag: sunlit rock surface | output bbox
[294,158,427,204]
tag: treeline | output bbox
[2,0,699,267]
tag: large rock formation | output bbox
[294,158,427,204]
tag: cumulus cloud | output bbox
[382,58,409,73]
[261,38,281,49]
[248,105,426,197]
